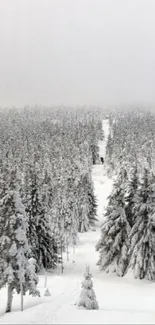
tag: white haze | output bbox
[0,0,155,108]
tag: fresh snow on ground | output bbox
[0,119,155,324]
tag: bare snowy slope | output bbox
[0,119,155,324]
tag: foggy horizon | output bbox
[1,0,155,108]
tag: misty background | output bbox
[0,0,155,108]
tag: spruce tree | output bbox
[37,198,58,270]
[78,173,97,232]
[25,161,57,271]
[88,180,98,227]
[96,168,130,276]
[63,195,79,259]
[129,168,155,280]
[89,141,99,165]
[125,165,139,228]
[0,172,39,313]
[105,132,114,172]
[0,160,10,199]
[25,162,40,270]
[77,265,99,310]
[42,156,58,268]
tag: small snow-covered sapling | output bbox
[44,288,51,296]
[76,265,99,310]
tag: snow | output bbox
[0,119,155,324]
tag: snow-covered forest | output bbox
[1,106,155,323]
[1,0,155,322]
[0,107,104,314]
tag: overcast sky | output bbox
[0,0,155,108]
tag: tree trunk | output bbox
[60,243,64,273]
[20,281,24,311]
[66,238,69,261]
[6,284,13,313]
[44,255,47,288]
[44,270,47,288]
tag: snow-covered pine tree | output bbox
[0,170,39,313]
[106,133,113,161]
[129,168,155,280]
[63,196,78,260]
[78,173,97,232]
[42,155,59,269]
[42,153,54,211]
[37,193,58,270]
[77,265,98,310]
[0,160,10,200]
[88,179,98,228]
[96,168,130,276]
[124,164,139,228]
[51,188,66,272]
[44,288,51,296]
[25,257,39,299]
[24,162,40,269]
[89,141,100,165]
[105,132,114,173]
[78,190,90,233]
[24,161,57,272]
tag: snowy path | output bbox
[1,119,155,324]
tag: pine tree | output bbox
[96,168,130,276]
[24,162,40,269]
[89,141,99,165]
[125,165,139,228]
[25,161,57,271]
[105,132,114,172]
[42,156,58,268]
[0,160,11,199]
[44,288,51,296]
[63,195,79,259]
[37,198,58,270]
[78,173,97,232]
[50,189,66,272]
[77,265,99,310]
[0,173,39,313]
[88,180,98,227]
[129,168,155,280]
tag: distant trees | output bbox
[105,109,155,175]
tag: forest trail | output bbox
[62,118,113,276]
[1,119,155,324]
[92,119,113,225]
